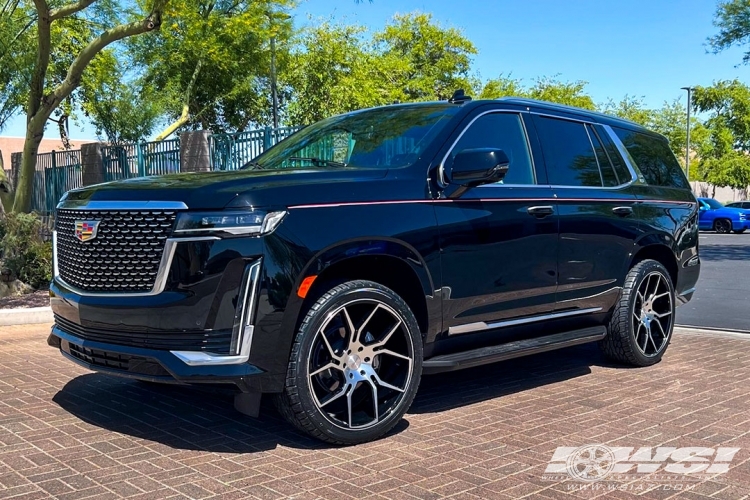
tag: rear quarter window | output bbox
[613,127,690,190]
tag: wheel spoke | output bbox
[653,291,670,301]
[310,361,342,377]
[375,348,411,363]
[357,304,382,338]
[652,318,668,345]
[341,307,357,347]
[372,371,406,393]
[641,325,650,351]
[346,384,354,428]
[647,330,658,354]
[317,329,337,360]
[654,310,672,319]
[319,384,348,408]
[365,377,379,424]
[370,319,402,349]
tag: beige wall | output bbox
[0,136,94,179]
[691,181,749,202]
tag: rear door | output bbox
[530,114,641,315]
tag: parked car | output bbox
[697,197,750,234]
[726,200,750,209]
[48,96,700,444]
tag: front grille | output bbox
[55,315,232,354]
[55,209,177,293]
[66,343,171,377]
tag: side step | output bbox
[422,326,607,374]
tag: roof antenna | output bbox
[449,89,472,104]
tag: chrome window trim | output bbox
[583,124,605,187]
[601,124,642,184]
[172,259,262,366]
[437,109,538,188]
[57,200,189,210]
[447,307,602,336]
[52,235,219,297]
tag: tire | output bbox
[734,229,746,234]
[599,260,675,367]
[714,219,732,234]
[276,280,423,445]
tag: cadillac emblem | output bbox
[74,220,100,242]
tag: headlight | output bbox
[173,210,286,236]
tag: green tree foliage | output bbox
[692,80,750,190]
[0,1,34,132]
[131,0,294,138]
[374,12,477,102]
[285,22,382,125]
[286,13,477,125]
[477,74,595,109]
[708,0,750,64]
[0,212,52,288]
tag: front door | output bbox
[435,110,559,338]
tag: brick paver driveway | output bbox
[1,324,749,500]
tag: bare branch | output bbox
[50,0,97,21]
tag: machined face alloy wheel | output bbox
[632,271,673,357]
[307,299,414,430]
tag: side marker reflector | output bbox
[298,275,317,298]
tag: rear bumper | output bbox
[48,326,263,389]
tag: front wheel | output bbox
[600,260,675,367]
[715,219,732,234]
[276,280,423,445]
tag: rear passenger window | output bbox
[534,116,602,187]
[451,113,535,185]
[613,127,691,189]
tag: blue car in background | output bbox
[697,197,750,234]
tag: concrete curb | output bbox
[0,307,53,326]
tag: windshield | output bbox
[702,198,724,209]
[245,105,459,170]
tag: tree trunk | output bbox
[154,59,203,141]
[12,123,44,213]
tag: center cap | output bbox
[346,354,362,371]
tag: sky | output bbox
[4,0,750,140]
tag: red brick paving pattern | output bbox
[1,324,749,499]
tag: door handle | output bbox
[527,205,555,218]
[612,206,633,216]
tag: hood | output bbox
[62,168,389,210]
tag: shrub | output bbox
[0,212,53,289]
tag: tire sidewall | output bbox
[292,282,423,444]
[626,261,675,366]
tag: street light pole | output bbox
[681,86,694,180]
[270,35,279,129]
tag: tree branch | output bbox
[39,0,168,123]
[49,0,97,21]
[154,58,203,140]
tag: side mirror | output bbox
[699,205,707,211]
[448,148,510,187]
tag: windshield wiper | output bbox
[289,157,348,168]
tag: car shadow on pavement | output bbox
[411,343,607,414]
[52,343,617,452]
[697,242,750,262]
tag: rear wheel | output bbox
[276,280,423,445]
[714,219,732,234]
[600,260,675,367]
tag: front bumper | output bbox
[733,219,750,231]
[48,326,262,387]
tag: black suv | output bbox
[48,97,700,444]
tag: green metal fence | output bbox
[101,139,180,181]
[34,149,83,215]
[210,126,301,171]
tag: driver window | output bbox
[450,113,535,185]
